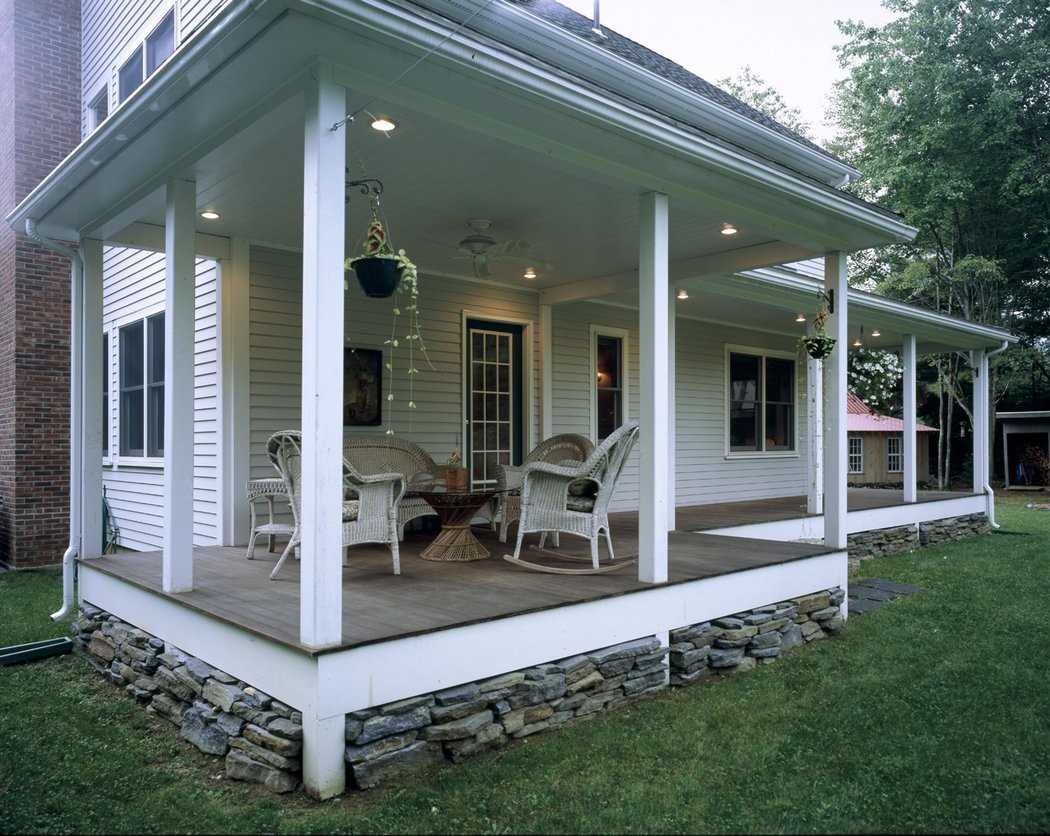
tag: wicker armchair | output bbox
[494,434,594,543]
[343,435,443,538]
[506,421,639,573]
[268,430,405,580]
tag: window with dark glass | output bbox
[145,12,175,75]
[728,351,795,453]
[595,334,623,441]
[102,333,109,457]
[119,321,144,456]
[146,313,165,457]
[89,89,108,131]
[118,51,143,103]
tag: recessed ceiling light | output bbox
[721,222,738,236]
[199,210,221,221]
[370,116,397,133]
[676,288,689,300]
[115,132,128,142]
[871,328,881,337]
[795,313,806,323]
[523,267,537,280]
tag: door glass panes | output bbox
[729,353,760,451]
[469,329,513,486]
[595,335,623,441]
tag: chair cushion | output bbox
[342,500,359,522]
[566,494,596,512]
[567,478,597,498]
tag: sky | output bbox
[558,0,898,143]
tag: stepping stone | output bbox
[847,578,924,615]
[863,580,922,595]
[847,598,883,615]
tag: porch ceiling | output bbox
[9,2,913,263]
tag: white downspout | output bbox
[984,340,1010,529]
[25,219,82,621]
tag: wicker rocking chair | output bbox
[268,430,405,580]
[504,421,640,574]
[494,433,594,543]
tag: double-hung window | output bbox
[119,313,165,458]
[102,333,109,458]
[727,348,796,454]
[887,435,902,473]
[592,327,628,442]
[849,437,864,474]
[117,10,175,104]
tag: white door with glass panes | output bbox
[467,321,524,487]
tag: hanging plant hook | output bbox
[345,176,384,204]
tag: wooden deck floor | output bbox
[86,516,835,656]
[85,489,972,656]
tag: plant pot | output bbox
[800,334,837,360]
[350,255,403,298]
[445,467,469,492]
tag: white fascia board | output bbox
[411,0,859,187]
[739,265,1018,347]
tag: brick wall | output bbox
[0,0,81,567]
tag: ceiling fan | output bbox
[452,219,551,279]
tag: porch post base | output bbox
[301,711,346,800]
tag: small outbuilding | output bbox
[847,393,937,486]
[999,411,1050,489]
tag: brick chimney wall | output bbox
[0,0,82,568]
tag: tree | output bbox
[832,0,1050,482]
[718,66,813,139]
[849,349,903,415]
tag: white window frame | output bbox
[849,436,865,474]
[102,329,112,465]
[108,303,166,469]
[86,82,109,135]
[111,5,179,108]
[887,434,903,473]
[723,344,799,459]
[590,325,629,443]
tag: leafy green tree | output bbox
[718,66,813,139]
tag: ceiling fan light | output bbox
[721,222,738,236]
[676,288,689,300]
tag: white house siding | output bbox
[247,246,543,484]
[246,247,808,515]
[550,301,810,510]
[102,246,219,550]
[81,0,229,138]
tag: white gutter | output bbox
[25,220,81,622]
[984,340,1010,529]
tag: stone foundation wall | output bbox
[668,587,845,682]
[73,586,848,795]
[846,513,989,566]
[72,605,305,793]
[919,513,989,545]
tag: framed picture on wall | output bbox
[344,347,383,427]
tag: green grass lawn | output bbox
[3,495,1050,834]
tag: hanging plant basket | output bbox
[800,333,837,360]
[349,254,402,298]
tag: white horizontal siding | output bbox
[81,0,230,137]
[247,246,541,485]
[102,246,219,550]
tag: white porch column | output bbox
[805,327,823,515]
[81,237,104,558]
[219,238,252,545]
[540,303,553,439]
[299,66,347,651]
[639,191,669,583]
[667,286,676,531]
[902,334,918,503]
[823,252,848,550]
[162,178,197,592]
[972,349,989,494]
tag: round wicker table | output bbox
[410,485,508,562]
